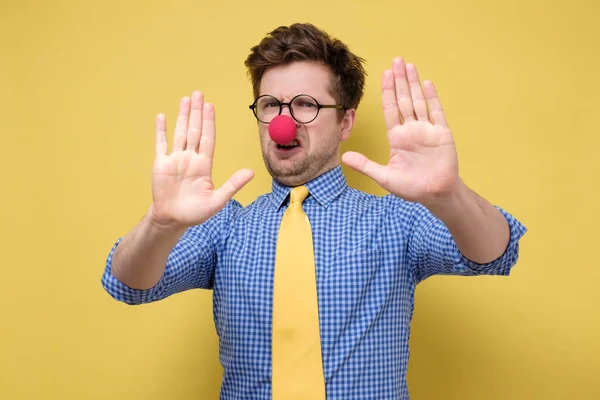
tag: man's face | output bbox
[257,61,355,186]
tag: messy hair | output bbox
[245,23,367,111]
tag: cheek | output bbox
[258,125,270,143]
[304,119,341,146]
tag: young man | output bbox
[102,23,526,399]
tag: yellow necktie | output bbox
[272,185,326,400]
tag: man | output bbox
[102,23,526,399]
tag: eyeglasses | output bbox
[249,94,346,124]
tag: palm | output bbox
[153,151,215,226]
[150,92,254,228]
[343,58,460,205]
[385,120,458,201]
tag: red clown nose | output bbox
[268,115,297,144]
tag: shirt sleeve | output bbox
[101,199,242,305]
[406,201,527,285]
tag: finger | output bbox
[341,151,389,188]
[199,103,216,166]
[381,70,401,130]
[213,168,255,207]
[186,91,204,152]
[155,113,168,158]
[173,96,190,151]
[406,63,429,122]
[423,80,448,127]
[392,57,415,123]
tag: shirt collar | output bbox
[270,165,347,210]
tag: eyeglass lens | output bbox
[255,95,319,123]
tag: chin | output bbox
[264,158,309,186]
[276,174,309,187]
[268,167,309,186]
[262,147,338,186]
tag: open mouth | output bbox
[276,139,300,150]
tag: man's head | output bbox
[245,23,366,186]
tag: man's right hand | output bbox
[148,91,254,231]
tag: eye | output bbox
[259,100,279,110]
[297,100,317,108]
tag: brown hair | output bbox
[244,23,367,111]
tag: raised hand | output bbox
[342,58,460,207]
[149,91,254,229]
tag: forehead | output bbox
[259,61,335,100]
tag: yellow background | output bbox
[1,0,598,398]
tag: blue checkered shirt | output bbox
[102,166,526,399]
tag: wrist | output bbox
[422,178,470,221]
[146,205,188,236]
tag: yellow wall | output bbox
[2,0,598,398]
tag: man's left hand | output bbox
[342,57,462,209]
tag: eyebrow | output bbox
[260,93,327,102]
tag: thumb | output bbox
[342,151,388,187]
[213,168,255,206]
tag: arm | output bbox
[426,179,510,265]
[342,57,526,281]
[404,195,526,284]
[102,91,253,303]
[109,210,187,291]
[102,202,240,305]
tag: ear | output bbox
[340,109,356,142]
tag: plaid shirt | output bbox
[102,165,526,399]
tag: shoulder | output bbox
[203,194,273,227]
[336,187,419,231]
[342,186,416,214]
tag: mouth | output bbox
[274,139,301,152]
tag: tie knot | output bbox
[290,186,309,204]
